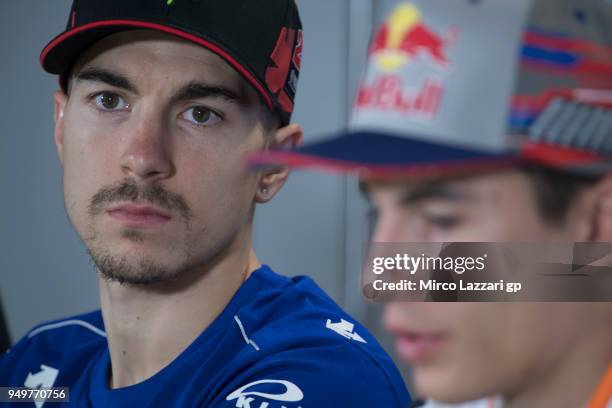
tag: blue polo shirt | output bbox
[0,265,410,407]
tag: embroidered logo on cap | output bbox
[357,2,459,120]
[371,3,452,72]
[266,28,303,114]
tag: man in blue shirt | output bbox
[253,0,612,406]
[0,1,410,407]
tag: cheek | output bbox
[474,180,567,241]
[446,221,509,241]
[175,147,257,219]
[458,306,565,390]
[444,201,556,241]
[372,210,425,242]
[61,116,115,222]
[412,305,539,401]
[180,142,256,189]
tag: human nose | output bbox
[119,110,174,181]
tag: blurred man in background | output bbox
[254,0,612,406]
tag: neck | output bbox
[99,231,262,388]
[505,325,612,408]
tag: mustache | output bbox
[88,179,191,221]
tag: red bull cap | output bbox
[251,0,612,178]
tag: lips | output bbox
[106,203,171,227]
[394,331,448,364]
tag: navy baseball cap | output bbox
[40,0,303,125]
[252,0,611,178]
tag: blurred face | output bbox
[368,170,579,243]
[384,302,610,403]
[366,170,608,402]
[54,30,271,285]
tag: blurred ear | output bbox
[53,90,68,166]
[254,124,303,203]
[585,175,612,242]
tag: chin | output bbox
[100,261,183,285]
[413,366,493,404]
[89,244,183,284]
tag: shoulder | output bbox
[0,310,106,386]
[228,340,410,408]
[23,310,106,341]
[217,266,411,407]
[238,266,394,365]
[15,310,106,353]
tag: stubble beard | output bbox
[82,179,194,286]
[86,231,185,285]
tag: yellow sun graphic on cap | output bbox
[377,4,422,71]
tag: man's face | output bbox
[367,170,609,402]
[367,170,580,243]
[54,30,271,284]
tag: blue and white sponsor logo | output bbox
[226,379,304,408]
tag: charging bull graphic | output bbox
[358,2,459,119]
[371,3,456,72]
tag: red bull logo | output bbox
[370,3,455,71]
[357,3,458,119]
[357,76,443,118]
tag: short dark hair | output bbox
[522,165,602,225]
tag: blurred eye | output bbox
[180,106,222,126]
[425,214,462,230]
[93,92,129,111]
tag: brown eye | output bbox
[94,92,127,111]
[192,106,211,123]
[181,106,221,126]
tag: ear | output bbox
[584,175,612,242]
[254,123,303,203]
[53,90,68,166]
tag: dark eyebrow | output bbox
[171,82,241,105]
[75,67,137,93]
[400,184,474,205]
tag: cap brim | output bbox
[250,131,522,179]
[520,141,610,174]
[40,19,273,110]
